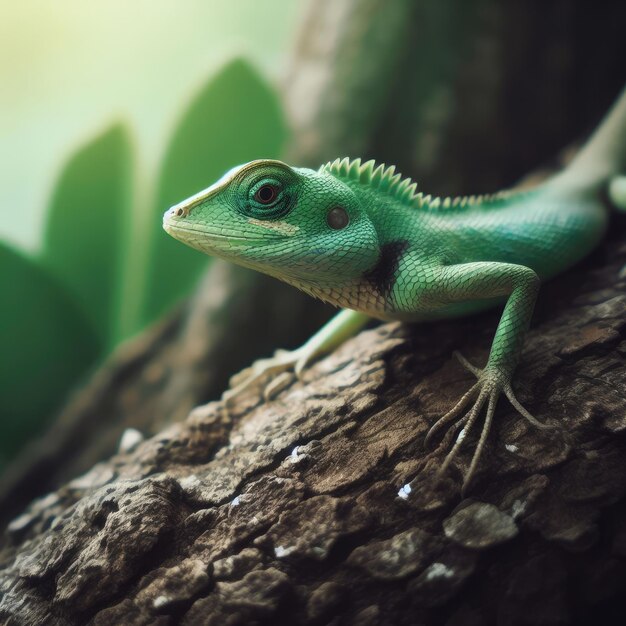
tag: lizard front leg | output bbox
[224,309,370,403]
[423,262,549,491]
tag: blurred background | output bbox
[1,1,302,251]
[1,0,625,524]
[0,0,304,472]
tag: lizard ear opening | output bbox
[327,206,350,230]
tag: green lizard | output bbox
[164,88,626,490]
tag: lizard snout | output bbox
[163,204,191,233]
[165,206,188,219]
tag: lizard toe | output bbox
[429,359,549,491]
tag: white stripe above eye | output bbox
[170,164,245,213]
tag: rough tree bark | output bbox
[1,203,625,626]
[2,2,626,624]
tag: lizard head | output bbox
[163,159,380,287]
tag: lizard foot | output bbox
[223,346,314,406]
[222,310,370,407]
[425,351,550,492]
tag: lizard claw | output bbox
[263,371,296,401]
[222,310,370,407]
[223,345,317,406]
[426,352,550,492]
[224,349,300,405]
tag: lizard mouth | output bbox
[163,220,284,248]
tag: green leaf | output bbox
[141,58,287,327]
[0,243,99,467]
[41,124,133,346]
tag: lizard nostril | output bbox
[176,208,185,217]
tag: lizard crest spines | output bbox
[321,158,421,206]
[320,157,515,212]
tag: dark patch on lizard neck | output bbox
[364,240,410,298]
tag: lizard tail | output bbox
[552,84,626,199]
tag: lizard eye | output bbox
[245,175,293,219]
[254,184,279,205]
[327,206,349,230]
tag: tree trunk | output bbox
[1,204,625,626]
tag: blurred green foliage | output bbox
[42,125,133,347]
[0,243,99,467]
[0,58,287,470]
[143,59,287,327]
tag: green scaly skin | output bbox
[164,87,626,491]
